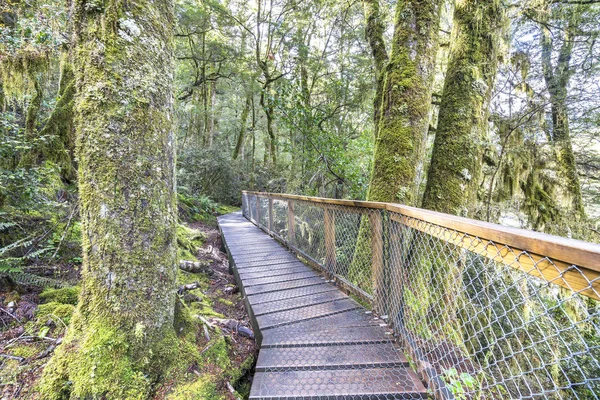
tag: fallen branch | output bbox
[36,344,56,359]
[1,353,24,362]
[178,282,200,294]
[179,260,212,273]
[195,315,217,329]
[0,305,20,323]
[209,318,254,339]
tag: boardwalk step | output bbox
[256,343,408,371]
[252,290,348,316]
[236,258,304,268]
[260,310,389,347]
[238,265,313,279]
[246,282,336,304]
[233,254,299,263]
[242,271,320,287]
[261,324,394,348]
[229,248,291,257]
[244,276,327,295]
[250,368,427,399]
[256,298,360,329]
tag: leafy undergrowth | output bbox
[0,206,256,400]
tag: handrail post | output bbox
[370,210,384,314]
[242,193,246,218]
[256,195,261,225]
[268,198,273,233]
[287,200,295,245]
[324,206,336,275]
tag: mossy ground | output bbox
[0,210,257,400]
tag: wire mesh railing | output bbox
[242,191,600,399]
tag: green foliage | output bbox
[441,368,477,400]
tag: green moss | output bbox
[178,269,209,288]
[192,306,224,319]
[168,375,222,400]
[200,335,231,371]
[217,204,239,215]
[174,298,197,342]
[37,313,200,400]
[0,359,21,385]
[38,322,152,400]
[177,224,205,260]
[11,343,44,358]
[39,286,80,305]
[36,302,75,326]
[229,354,255,384]
[217,298,233,306]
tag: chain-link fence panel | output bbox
[240,192,600,399]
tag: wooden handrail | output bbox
[242,190,600,274]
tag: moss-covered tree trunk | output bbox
[413,0,504,351]
[422,0,503,215]
[366,0,442,204]
[233,92,251,160]
[19,73,43,168]
[350,0,441,286]
[260,86,277,166]
[362,0,388,135]
[40,55,77,182]
[540,7,585,221]
[39,0,182,397]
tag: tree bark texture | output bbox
[39,0,181,397]
[367,0,442,205]
[422,0,503,216]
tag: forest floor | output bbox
[0,209,257,399]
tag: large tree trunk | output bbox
[414,0,504,353]
[38,0,181,397]
[362,0,388,136]
[540,9,585,220]
[366,0,442,204]
[350,0,441,289]
[422,0,503,216]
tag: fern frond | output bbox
[0,236,34,255]
[2,271,67,288]
[0,222,16,232]
[25,247,54,259]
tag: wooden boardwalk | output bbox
[218,212,427,400]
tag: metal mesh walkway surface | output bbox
[218,212,428,400]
